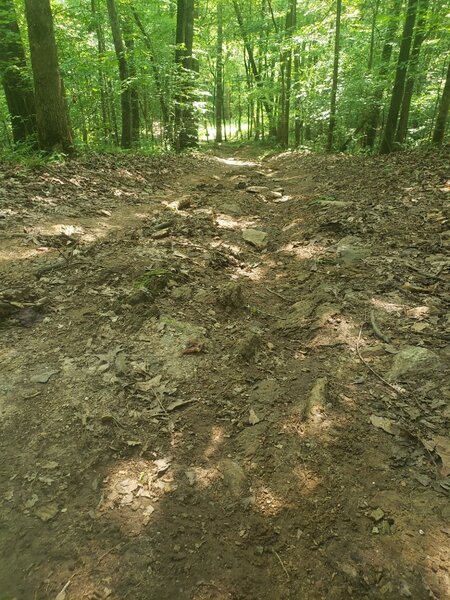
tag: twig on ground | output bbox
[266,287,292,302]
[356,325,403,396]
[272,549,290,580]
[369,310,391,343]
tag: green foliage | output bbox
[0,0,449,153]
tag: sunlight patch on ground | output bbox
[214,214,256,230]
[309,315,359,350]
[234,263,267,281]
[98,458,175,535]
[293,465,321,495]
[213,156,257,168]
[204,426,225,459]
[252,483,287,516]
[278,241,326,260]
[0,246,50,263]
[188,465,222,490]
[371,297,408,314]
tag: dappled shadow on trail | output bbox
[0,146,449,599]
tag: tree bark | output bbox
[365,0,402,149]
[174,0,198,150]
[395,0,429,145]
[0,0,37,145]
[132,8,170,139]
[106,0,132,149]
[90,0,111,142]
[326,0,342,152]
[277,0,297,148]
[379,0,419,154]
[232,0,276,136]
[24,0,72,153]
[215,0,224,143]
[123,24,140,145]
[432,58,450,145]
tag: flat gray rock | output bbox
[242,228,268,249]
[388,346,439,380]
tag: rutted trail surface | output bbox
[1,147,449,600]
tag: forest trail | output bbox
[0,147,449,600]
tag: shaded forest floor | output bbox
[1,145,450,600]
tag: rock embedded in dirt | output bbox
[217,281,244,309]
[219,202,242,216]
[220,459,247,498]
[246,186,270,194]
[242,228,268,250]
[266,191,283,200]
[387,346,440,381]
[236,330,262,361]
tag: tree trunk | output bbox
[432,58,450,145]
[174,0,198,150]
[90,0,111,142]
[132,8,171,140]
[0,0,37,145]
[123,24,140,145]
[215,0,224,143]
[277,0,297,148]
[326,0,342,152]
[232,0,276,136]
[106,0,132,149]
[24,0,72,153]
[395,0,429,145]
[379,0,419,154]
[365,0,402,149]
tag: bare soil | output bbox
[1,146,449,600]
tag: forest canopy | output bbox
[0,0,449,154]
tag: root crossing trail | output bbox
[0,147,449,600]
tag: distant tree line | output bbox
[0,0,449,154]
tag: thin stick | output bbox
[370,310,391,343]
[356,326,403,396]
[266,287,291,302]
[272,549,290,580]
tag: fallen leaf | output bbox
[115,478,139,494]
[154,457,171,474]
[166,398,195,412]
[248,409,260,425]
[370,415,407,436]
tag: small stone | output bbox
[266,191,283,200]
[246,186,269,194]
[242,229,268,250]
[370,508,385,522]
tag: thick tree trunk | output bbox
[24,0,72,153]
[432,59,450,145]
[379,0,419,154]
[106,0,132,149]
[395,0,429,145]
[365,0,402,149]
[174,0,198,150]
[0,0,37,145]
[215,0,224,143]
[326,0,342,152]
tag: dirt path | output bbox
[1,147,449,600]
